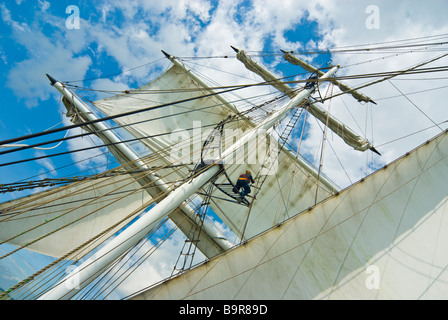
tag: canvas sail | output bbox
[234,48,375,152]
[130,129,448,300]
[93,63,339,240]
[0,173,151,260]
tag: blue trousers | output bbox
[235,180,251,197]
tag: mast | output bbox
[163,50,340,193]
[39,59,338,300]
[281,50,376,104]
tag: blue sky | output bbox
[1,0,448,299]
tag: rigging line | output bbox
[310,48,448,55]
[0,168,151,251]
[64,57,166,83]
[80,218,167,300]
[328,33,448,48]
[0,140,157,196]
[97,221,178,300]
[78,202,188,300]
[183,62,269,111]
[0,93,269,169]
[315,83,334,204]
[375,121,448,148]
[65,64,448,98]
[1,187,160,300]
[5,165,177,296]
[310,114,354,186]
[373,133,446,300]
[0,79,273,147]
[1,83,278,163]
[0,64,444,153]
[0,164,192,195]
[124,148,448,300]
[171,182,214,276]
[0,129,69,150]
[12,259,74,300]
[340,52,404,69]
[66,65,315,96]
[182,59,262,82]
[319,52,448,103]
[230,34,448,58]
[237,136,266,242]
[0,117,239,168]
[42,161,218,300]
[338,96,367,139]
[7,109,70,152]
[0,151,190,241]
[103,224,184,299]
[10,149,117,186]
[0,135,186,200]
[103,194,212,292]
[0,166,128,222]
[0,91,246,156]
[0,185,147,219]
[4,167,183,298]
[257,33,448,53]
[283,38,448,54]
[387,80,444,131]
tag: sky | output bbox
[1,0,448,299]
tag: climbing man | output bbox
[233,170,255,203]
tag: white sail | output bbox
[93,63,339,240]
[130,129,448,300]
[0,173,151,260]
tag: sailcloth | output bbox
[93,63,339,240]
[0,173,151,260]
[131,129,448,300]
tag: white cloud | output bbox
[34,150,57,175]
[2,5,92,108]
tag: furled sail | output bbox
[93,62,339,240]
[0,172,151,260]
[234,48,376,153]
[130,129,448,300]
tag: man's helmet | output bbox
[246,170,252,175]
